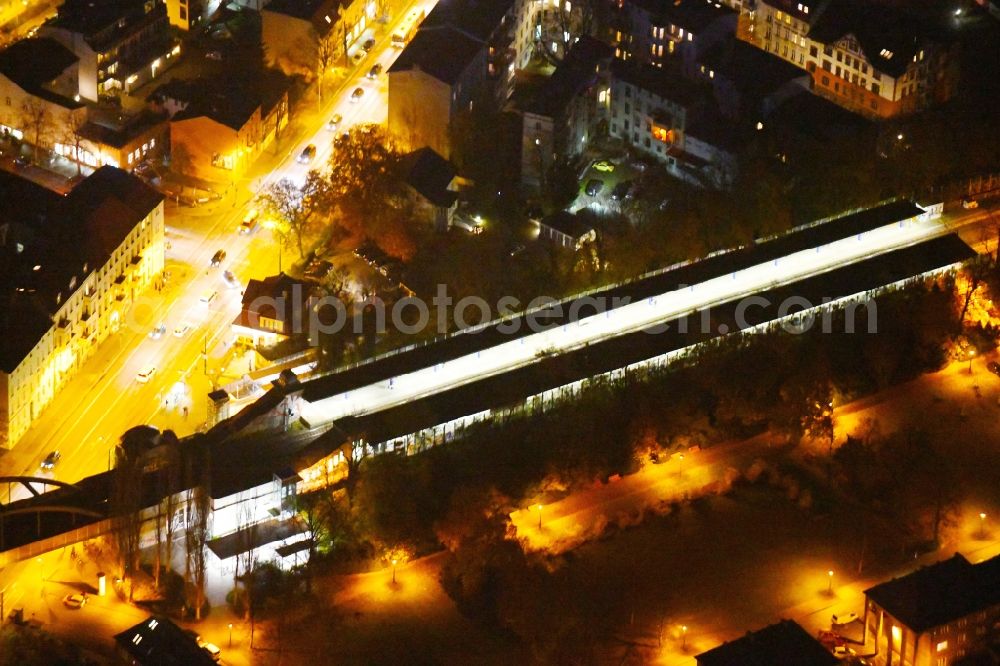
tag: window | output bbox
[810,45,818,57]
[837,52,842,63]
[936,641,948,652]
[871,82,880,95]
[180,6,186,19]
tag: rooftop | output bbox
[388,27,485,85]
[804,0,950,77]
[114,616,216,665]
[611,59,710,110]
[0,38,82,109]
[400,147,458,208]
[539,210,595,239]
[420,0,515,42]
[519,35,612,117]
[695,619,838,666]
[263,0,342,36]
[631,0,737,33]
[0,166,163,373]
[78,109,168,149]
[864,553,1000,633]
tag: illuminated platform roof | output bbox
[301,200,926,404]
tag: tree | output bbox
[311,125,418,261]
[316,34,337,107]
[255,178,315,259]
[111,427,156,600]
[20,98,52,163]
[60,111,88,176]
[183,445,211,620]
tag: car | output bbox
[240,208,258,234]
[173,323,192,338]
[13,155,29,169]
[833,645,856,658]
[363,37,376,50]
[585,179,604,196]
[988,361,1000,376]
[351,87,365,102]
[200,290,218,306]
[149,323,167,339]
[41,450,61,470]
[326,113,343,131]
[832,612,859,625]
[201,642,222,661]
[210,249,227,266]
[593,160,615,173]
[367,63,383,79]
[962,198,979,209]
[509,243,526,257]
[205,50,222,61]
[297,144,317,164]
[62,594,86,609]
[223,270,240,289]
[351,50,365,64]
[611,180,634,201]
[135,365,156,383]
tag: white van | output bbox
[200,290,218,306]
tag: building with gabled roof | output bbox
[696,619,839,666]
[263,0,375,78]
[863,553,1000,666]
[400,147,459,230]
[114,616,217,665]
[0,166,164,448]
[741,0,959,117]
[232,272,317,347]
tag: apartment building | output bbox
[152,77,289,182]
[388,0,541,157]
[742,0,959,118]
[608,59,737,187]
[608,0,736,70]
[0,38,87,153]
[863,553,1000,666]
[262,0,373,77]
[39,0,179,102]
[0,167,164,448]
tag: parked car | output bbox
[832,612,858,625]
[173,323,192,338]
[201,642,222,661]
[363,37,376,50]
[593,160,615,173]
[41,450,61,470]
[297,144,317,163]
[135,365,156,383]
[962,198,979,209]
[149,323,167,339]
[326,113,343,131]
[13,155,29,169]
[351,87,365,102]
[239,208,258,234]
[585,179,604,196]
[367,63,383,79]
[611,180,634,201]
[351,50,365,64]
[223,270,240,289]
[210,249,227,266]
[205,50,222,61]
[988,361,1000,376]
[62,594,87,609]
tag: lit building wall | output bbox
[745,0,959,118]
[170,111,262,182]
[388,68,454,158]
[3,199,165,448]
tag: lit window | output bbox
[687,32,693,41]
[936,641,948,652]
[880,48,894,58]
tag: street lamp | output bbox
[536,504,543,530]
[827,570,834,594]
[391,558,398,584]
[681,625,688,650]
[228,623,233,648]
[980,512,987,539]
[968,349,976,374]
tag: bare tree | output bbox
[183,446,211,620]
[316,33,338,108]
[234,499,257,615]
[20,98,53,163]
[255,178,315,259]
[61,111,88,176]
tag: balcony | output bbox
[114,273,126,285]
